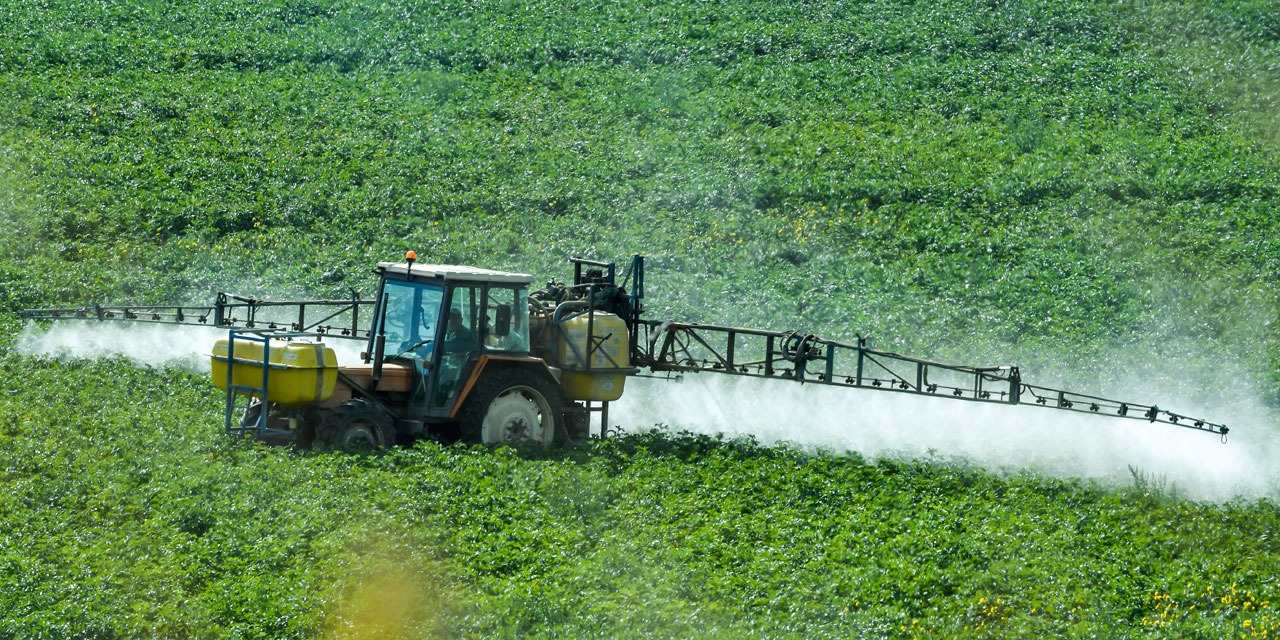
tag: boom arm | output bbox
[629,320,1228,438]
[20,292,373,340]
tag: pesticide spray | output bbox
[15,321,366,372]
[16,319,1276,502]
[611,373,1279,503]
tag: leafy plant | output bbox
[1,0,1279,636]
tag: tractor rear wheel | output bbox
[319,400,395,453]
[461,369,566,446]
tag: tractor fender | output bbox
[448,355,563,420]
[451,355,569,445]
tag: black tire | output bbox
[459,368,566,446]
[567,404,591,441]
[319,400,395,453]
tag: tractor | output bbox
[211,253,635,450]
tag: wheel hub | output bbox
[482,388,552,445]
[340,421,381,450]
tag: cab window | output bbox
[484,287,530,353]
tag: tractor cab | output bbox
[363,256,535,424]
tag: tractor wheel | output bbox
[460,369,566,446]
[319,400,395,453]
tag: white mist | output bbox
[612,373,1279,502]
[16,322,1277,502]
[15,321,367,372]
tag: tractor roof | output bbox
[377,261,533,285]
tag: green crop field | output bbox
[3,0,1280,637]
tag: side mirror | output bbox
[494,304,511,337]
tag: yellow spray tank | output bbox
[211,334,338,407]
[548,302,631,401]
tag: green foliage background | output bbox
[1,0,1279,637]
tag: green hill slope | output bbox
[2,0,1279,637]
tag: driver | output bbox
[443,309,477,354]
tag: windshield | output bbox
[380,280,444,357]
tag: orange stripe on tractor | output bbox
[448,354,551,419]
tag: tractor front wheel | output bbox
[461,369,566,446]
[319,400,395,453]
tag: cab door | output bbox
[431,284,483,413]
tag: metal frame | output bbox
[21,292,372,340]
[219,328,321,441]
[628,320,1228,437]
